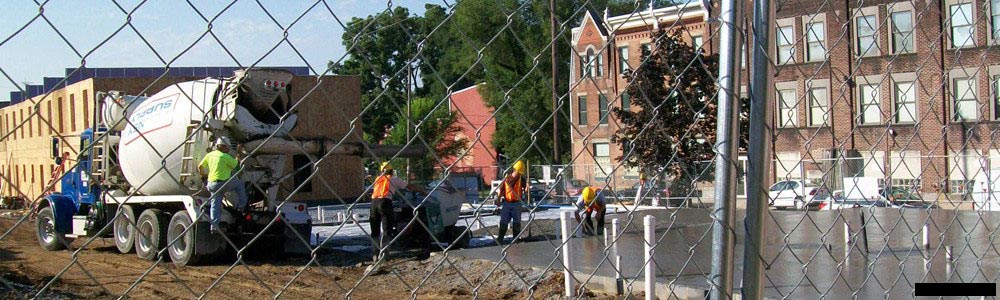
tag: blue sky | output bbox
[0,0,438,101]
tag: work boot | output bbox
[511,223,521,243]
[496,224,508,245]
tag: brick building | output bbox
[0,67,365,201]
[572,0,1000,198]
[445,84,499,183]
[569,2,714,191]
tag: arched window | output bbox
[586,48,595,78]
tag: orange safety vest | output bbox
[584,200,605,214]
[502,175,524,202]
[372,175,392,199]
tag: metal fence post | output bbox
[560,210,574,298]
[644,215,656,300]
[612,218,623,295]
[742,0,775,298]
[710,0,744,297]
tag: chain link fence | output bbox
[0,0,996,299]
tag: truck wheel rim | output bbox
[38,215,55,244]
[138,220,153,253]
[115,216,132,245]
[170,223,188,257]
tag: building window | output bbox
[894,81,917,123]
[776,25,795,64]
[889,151,922,190]
[775,152,802,181]
[992,0,1000,41]
[641,43,651,56]
[693,35,704,52]
[595,50,604,77]
[621,92,631,112]
[949,150,981,195]
[777,89,797,127]
[618,46,629,73]
[806,22,826,62]
[56,98,64,132]
[82,91,89,128]
[953,77,977,121]
[808,86,828,126]
[859,83,881,124]
[950,3,974,48]
[594,143,611,181]
[598,94,609,124]
[69,94,76,132]
[856,14,878,56]
[578,96,588,125]
[994,75,1000,119]
[584,49,595,78]
[890,11,914,53]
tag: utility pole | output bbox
[550,0,560,167]
[406,63,412,180]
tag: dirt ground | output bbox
[0,213,617,299]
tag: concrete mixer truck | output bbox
[32,68,322,266]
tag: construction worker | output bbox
[495,160,527,244]
[198,138,247,233]
[370,162,426,261]
[575,187,607,236]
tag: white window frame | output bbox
[891,72,918,124]
[776,81,798,128]
[988,65,1000,120]
[991,0,1000,44]
[854,6,881,57]
[946,0,976,48]
[776,18,796,65]
[887,2,915,54]
[598,93,609,125]
[802,14,827,62]
[692,35,704,52]
[807,79,830,127]
[577,94,589,126]
[856,75,883,125]
[950,68,979,122]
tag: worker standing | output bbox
[370,162,426,261]
[198,139,248,233]
[495,160,527,244]
[575,187,607,236]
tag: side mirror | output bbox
[50,137,60,160]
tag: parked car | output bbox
[768,180,829,210]
[616,180,670,204]
[548,178,589,201]
[880,187,937,209]
[487,178,548,204]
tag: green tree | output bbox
[611,29,746,199]
[384,98,469,180]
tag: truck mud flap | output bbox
[193,220,226,256]
[283,223,312,255]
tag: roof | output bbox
[586,9,609,37]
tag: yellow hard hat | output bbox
[380,162,393,172]
[582,187,596,205]
[512,160,526,175]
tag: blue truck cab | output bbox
[35,128,106,250]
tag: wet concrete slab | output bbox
[449,208,1000,299]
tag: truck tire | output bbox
[167,210,204,267]
[36,207,71,251]
[135,209,168,261]
[114,205,137,254]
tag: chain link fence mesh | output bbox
[0,0,995,299]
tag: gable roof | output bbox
[585,9,609,37]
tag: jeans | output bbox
[370,198,394,254]
[582,208,606,235]
[499,201,522,226]
[207,179,248,229]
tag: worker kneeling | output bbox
[370,162,426,262]
[198,139,248,233]
[495,160,527,245]
[575,187,607,236]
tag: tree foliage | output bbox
[384,97,469,180]
[611,29,747,186]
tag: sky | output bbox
[0,0,439,101]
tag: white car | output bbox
[768,180,827,210]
